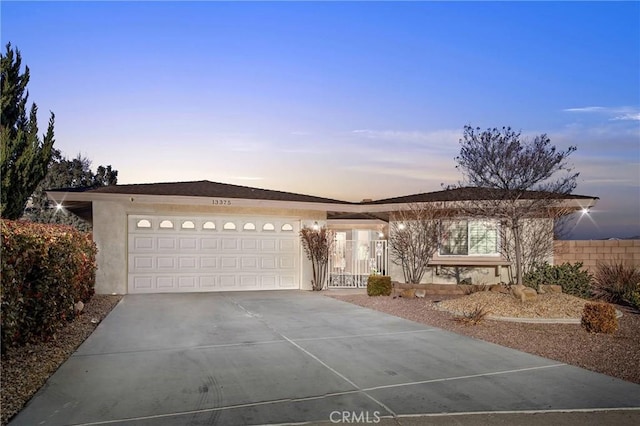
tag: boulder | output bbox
[540,284,562,294]
[74,301,84,314]
[400,288,416,298]
[415,289,426,298]
[511,284,537,302]
[490,284,510,294]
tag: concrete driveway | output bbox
[10,291,640,425]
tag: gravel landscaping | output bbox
[1,294,123,426]
[327,292,640,385]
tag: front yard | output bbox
[327,292,640,385]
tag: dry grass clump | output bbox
[592,260,640,310]
[455,304,491,325]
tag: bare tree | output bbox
[454,125,579,285]
[300,226,335,291]
[389,203,447,284]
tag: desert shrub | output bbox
[592,260,640,310]
[523,262,592,298]
[581,302,618,334]
[367,275,392,296]
[1,220,97,350]
[455,305,491,325]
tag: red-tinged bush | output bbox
[1,220,97,350]
[581,302,618,334]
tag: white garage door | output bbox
[127,215,300,293]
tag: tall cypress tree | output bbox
[1,43,55,219]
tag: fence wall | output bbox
[554,240,640,273]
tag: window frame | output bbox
[439,219,500,257]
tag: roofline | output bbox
[46,190,599,215]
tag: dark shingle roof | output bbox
[362,187,598,205]
[49,180,353,204]
[48,181,597,207]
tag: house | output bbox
[46,180,598,294]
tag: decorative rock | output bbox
[511,284,537,302]
[400,289,416,298]
[74,301,84,314]
[540,284,562,294]
[415,289,426,298]
[490,284,510,294]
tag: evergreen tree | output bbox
[25,149,118,231]
[1,43,55,219]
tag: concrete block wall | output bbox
[554,240,640,273]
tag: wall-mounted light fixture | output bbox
[312,221,319,231]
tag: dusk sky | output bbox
[2,1,638,239]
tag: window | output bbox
[281,224,294,232]
[440,220,499,256]
[223,222,236,230]
[243,222,256,231]
[159,220,174,229]
[181,221,195,229]
[203,221,216,230]
[136,219,152,228]
[262,223,275,231]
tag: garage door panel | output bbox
[280,276,297,288]
[279,256,296,269]
[279,239,295,251]
[200,238,219,250]
[221,257,239,269]
[128,215,300,293]
[241,257,259,269]
[221,238,239,250]
[261,257,276,269]
[179,238,198,250]
[157,276,175,289]
[179,257,198,270]
[261,239,277,251]
[131,276,153,290]
[219,275,238,288]
[200,257,218,269]
[240,275,258,288]
[131,256,154,271]
[130,236,155,251]
[157,238,176,250]
[261,275,277,289]
[241,239,258,251]
[200,276,217,288]
[157,257,176,270]
[178,276,197,288]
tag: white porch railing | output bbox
[328,240,388,288]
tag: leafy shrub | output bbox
[523,262,593,298]
[367,275,392,296]
[581,302,618,334]
[592,260,640,310]
[1,220,97,350]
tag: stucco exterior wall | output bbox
[92,200,128,294]
[387,217,553,285]
[554,239,640,273]
[91,200,326,294]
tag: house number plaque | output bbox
[212,199,232,205]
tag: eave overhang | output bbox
[46,190,599,221]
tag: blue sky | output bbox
[2,1,639,239]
